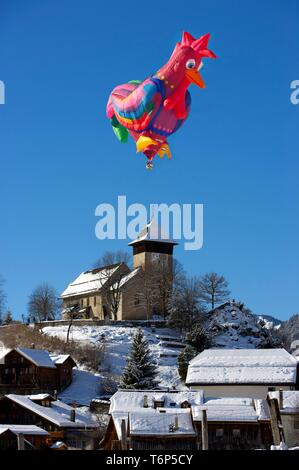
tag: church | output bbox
[60,219,177,321]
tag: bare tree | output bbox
[100,263,131,321]
[168,276,205,332]
[28,283,61,323]
[0,276,6,325]
[94,251,131,269]
[199,272,231,310]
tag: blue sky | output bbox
[0,0,298,321]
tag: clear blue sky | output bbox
[0,0,298,321]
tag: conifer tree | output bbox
[121,329,157,389]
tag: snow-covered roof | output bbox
[60,264,121,298]
[0,425,49,436]
[128,217,177,245]
[186,349,297,385]
[50,354,74,365]
[269,391,299,413]
[119,268,141,288]
[27,394,54,401]
[51,441,67,448]
[5,395,98,429]
[192,397,269,422]
[109,390,204,414]
[290,340,299,350]
[15,348,56,369]
[129,411,196,436]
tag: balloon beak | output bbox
[185,69,206,88]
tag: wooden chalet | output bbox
[0,424,49,450]
[0,347,76,395]
[0,393,100,449]
[102,390,273,450]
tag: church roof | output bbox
[60,263,124,298]
[128,218,177,246]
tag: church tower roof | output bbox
[128,217,178,246]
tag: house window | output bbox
[94,297,97,307]
[169,402,176,407]
[80,299,83,307]
[268,387,276,392]
[232,429,241,437]
[294,417,299,429]
[66,440,77,448]
[134,294,140,305]
[216,428,224,437]
[154,400,164,409]
[86,298,90,307]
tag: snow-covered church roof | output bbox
[60,263,123,298]
[186,348,297,385]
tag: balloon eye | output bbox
[186,59,196,69]
[198,62,204,71]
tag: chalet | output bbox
[192,397,272,450]
[0,393,100,449]
[268,390,299,448]
[102,390,202,450]
[50,354,76,390]
[61,218,177,321]
[0,424,49,450]
[102,389,273,450]
[186,348,298,399]
[0,348,76,395]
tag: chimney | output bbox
[143,395,148,408]
[174,416,179,430]
[17,433,25,450]
[70,409,76,422]
[53,390,57,400]
[279,389,283,410]
[31,343,35,349]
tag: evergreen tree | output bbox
[178,345,198,382]
[186,323,211,351]
[2,310,13,325]
[121,329,157,389]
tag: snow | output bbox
[6,394,98,428]
[205,302,281,349]
[16,348,56,369]
[269,391,299,412]
[186,349,297,385]
[129,412,196,436]
[128,217,177,246]
[28,394,53,401]
[60,265,119,298]
[119,268,141,287]
[42,325,185,391]
[110,390,204,413]
[50,354,72,364]
[192,397,269,422]
[0,425,49,436]
[50,441,67,448]
[58,369,101,406]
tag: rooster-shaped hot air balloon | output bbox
[106,31,216,170]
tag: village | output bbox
[0,220,299,451]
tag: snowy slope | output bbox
[42,325,187,404]
[206,302,282,348]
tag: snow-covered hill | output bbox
[42,325,187,404]
[42,303,282,405]
[206,302,282,348]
